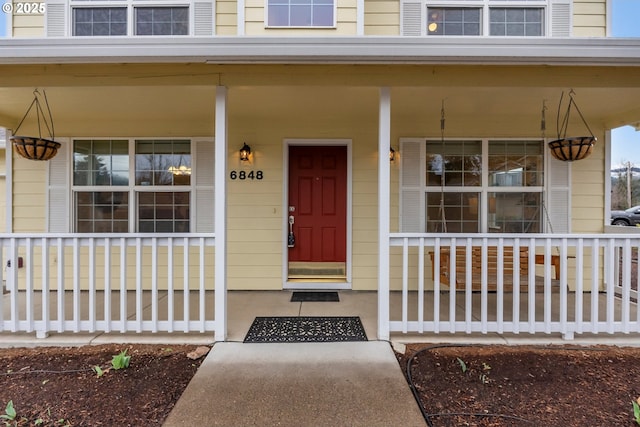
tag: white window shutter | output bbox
[45,0,68,37]
[47,138,70,232]
[194,1,215,36]
[401,1,423,36]
[550,0,571,37]
[545,155,571,233]
[194,139,215,232]
[400,140,424,232]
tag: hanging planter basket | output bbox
[10,89,60,161]
[547,90,596,162]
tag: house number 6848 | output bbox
[230,170,263,180]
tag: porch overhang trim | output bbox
[1,37,640,66]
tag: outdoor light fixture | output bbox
[389,147,396,161]
[240,143,251,161]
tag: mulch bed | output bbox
[0,344,206,426]
[396,344,640,427]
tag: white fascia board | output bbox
[0,37,640,66]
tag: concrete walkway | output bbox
[162,341,426,427]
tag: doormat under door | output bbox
[290,291,339,302]
[243,316,368,343]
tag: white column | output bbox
[378,87,391,340]
[214,86,228,341]
[5,128,12,232]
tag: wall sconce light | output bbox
[389,147,396,162]
[239,143,251,161]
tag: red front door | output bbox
[288,146,347,264]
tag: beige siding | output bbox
[217,0,238,34]
[12,155,46,232]
[11,3,45,37]
[364,0,399,35]
[573,0,607,37]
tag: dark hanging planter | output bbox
[10,89,61,161]
[547,90,596,162]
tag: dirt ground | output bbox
[1,343,640,426]
[396,344,640,427]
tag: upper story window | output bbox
[401,0,568,37]
[46,0,213,37]
[72,3,189,36]
[267,0,335,27]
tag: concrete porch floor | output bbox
[2,289,640,347]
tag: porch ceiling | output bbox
[0,64,638,136]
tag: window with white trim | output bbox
[401,138,555,233]
[67,0,195,36]
[267,0,335,27]
[401,0,569,37]
[72,139,193,233]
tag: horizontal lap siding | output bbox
[365,0,399,35]
[11,11,45,37]
[13,157,47,232]
[216,0,237,35]
[573,0,606,36]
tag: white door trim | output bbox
[282,139,353,290]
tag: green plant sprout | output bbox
[456,357,467,373]
[0,401,16,424]
[633,397,640,425]
[111,349,131,370]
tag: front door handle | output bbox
[288,215,295,248]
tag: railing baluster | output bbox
[9,238,17,332]
[575,239,584,334]
[432,237,439,334]
[73,238,80,333]
[104,237,111,333]
[120,237,127,334]
[418,237,425,334]
[25,238,33,332]
[496,238,504,334]
[151,237,158,333]
[512,238,520,334]
[527,239,535,334]
[401,238,408,334]
[88,237,96,333]
[591,239,600,334]
[136,237,143,333]
[544,238,552,334]
[167,237,174,333]
[448,238,456,334]
[199,237,206,333]
[480,238,488,334]
[40,237,50,338]
[464,238,472,333]
[56,238,64,333]
[183,237,189,333]
[606,239,615,334]
[622,239,631,334]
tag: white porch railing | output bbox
[0,234,216,338]
[388,233,640,339]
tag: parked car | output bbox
[611,206,640,226]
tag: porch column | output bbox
[215,86,228,341]
[4,128,12,232]
[378,87,391,340]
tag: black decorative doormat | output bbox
[290,291,340,302]
[243,316,368,343]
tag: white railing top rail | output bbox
[0,233,215,247]
[390,233,640,246]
